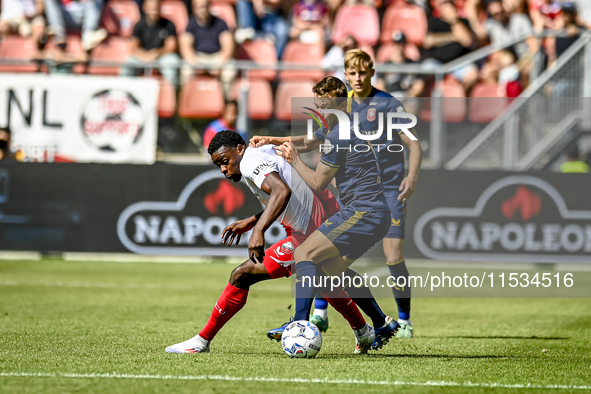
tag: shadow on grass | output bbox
[317,354,525,360]
[420,336,569,340]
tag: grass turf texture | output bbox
[1,259,590,394]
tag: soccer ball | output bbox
[281,320,323,358]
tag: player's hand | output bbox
[249,135,269,148]
[275,142,300,165]
[221,218,256,246]
[248,230,265,264]
[398,176,416,202]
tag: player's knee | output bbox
[386,251,404,266]
[229,261,257,287]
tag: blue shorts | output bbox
[384,190,405,239]
[318,208,390,260]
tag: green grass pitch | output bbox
[1,259,590,393]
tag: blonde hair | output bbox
[312,76,348,98]
[344,49,374,71]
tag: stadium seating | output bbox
[359,45,376,62]
[332,5,380,46]
[420,78,467,123]
[210,2,237,30]
[468,83,509,123]
[160,0,189,36]
[231,79,273,120]
[88,37,132,75]
[280,41,324,81]
[381,3,427,46]
[274,80,315,121]
[157,79,177,118]
[0,36,38,73]
[376,42,421,63]
[101,0,141,37]
[42,36,87,74]
[178,76,225,118]
[237,39,277,81]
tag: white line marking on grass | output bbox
[0,372,589,390]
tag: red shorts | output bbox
[263,189,341,279]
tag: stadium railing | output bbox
[447,31,591,171]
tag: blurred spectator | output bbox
[560,145,589,173]
[321,34,357,82]
[422,0,478,90]
[180,0,236,97]
[43,0,107,51]
[234,0,289,57]
[529,0,562,32]
[0,0,46,55]
[547,2,586,67]
[572,0,591,28]
[376,31,426,98]
[120,0,180,85]
[289,0,329,44]
[478,0,535,59]
[0,127,25,161]
[203,101,247,149]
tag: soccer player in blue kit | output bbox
[339,49,423,338]
[263,76,403,350]
[261,50,423,338]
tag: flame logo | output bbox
[303,107,329,131]
[501,186,542,222]
[204,180,245,215]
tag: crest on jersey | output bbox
[320,140,334,154]
[367,108,376,122]
[280,241,294,255]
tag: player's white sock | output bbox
[313,308,328,319]
[398,318,412,327]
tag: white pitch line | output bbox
[0,372,589,390]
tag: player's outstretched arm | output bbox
[248,172,291,263]
[276,142,337,192]
[398,129,423,202]
[221,211,263,246]
[250,135,321,153]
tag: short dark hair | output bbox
[225,100,238,107]
[207,130,245,156]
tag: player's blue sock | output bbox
[294,261,318,321]
[343,268,387,328]
[388,261,411,321]
[314,296,328,310]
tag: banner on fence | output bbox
[0,74,159,164]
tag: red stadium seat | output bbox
[332,5,380,46]
[160,0,189,36]
[231,79,273,120]
[420,78,467,123]
[42,36,87,74]
[381,4,427,45]
[359,45,375,62]
[468,83,509,123]
[88,37,132,75]
[376,42,420,63]
[275,80,315,121]
[157,79,177,118]
[178,76,224,118]
[237,39,277,81]
[0,36,38,73]
[280,41,324,81]
[210,3,236,30]
[101,0,141,37]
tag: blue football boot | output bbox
[266,317,294,342]
[372,316,400,350]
